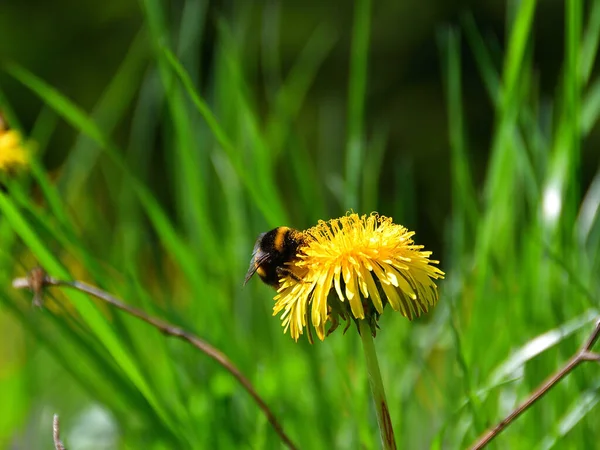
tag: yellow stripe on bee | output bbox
[274,227,289,252]
[257,266,266,277]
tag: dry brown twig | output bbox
[470,319,600,449]
[13,267,298,450]
[53,414,65,450]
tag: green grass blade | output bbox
[160,46,288,225]
[344,0,371,210]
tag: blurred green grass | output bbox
[0,0,600,449]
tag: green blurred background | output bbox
[1,0,599,448]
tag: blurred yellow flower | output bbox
[273,213,444,341]
[0,129,29,173]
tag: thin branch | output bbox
[469,319,600,449]
[13,268,298,450]
[53,414,66,450]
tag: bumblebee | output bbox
[245,227,306,288]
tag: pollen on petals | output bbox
[272,213,445,342]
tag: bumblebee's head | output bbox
[245,231,269,285]
[244,227,304,287]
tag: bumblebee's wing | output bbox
[244,252,270,285]
[244,233,268,285]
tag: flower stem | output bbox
[358,319,397,450]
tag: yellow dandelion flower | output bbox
[0,129,29,173]
[271,213,444,342]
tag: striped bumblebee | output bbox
[245,227,306,288]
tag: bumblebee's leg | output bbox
[276,266,302,282]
